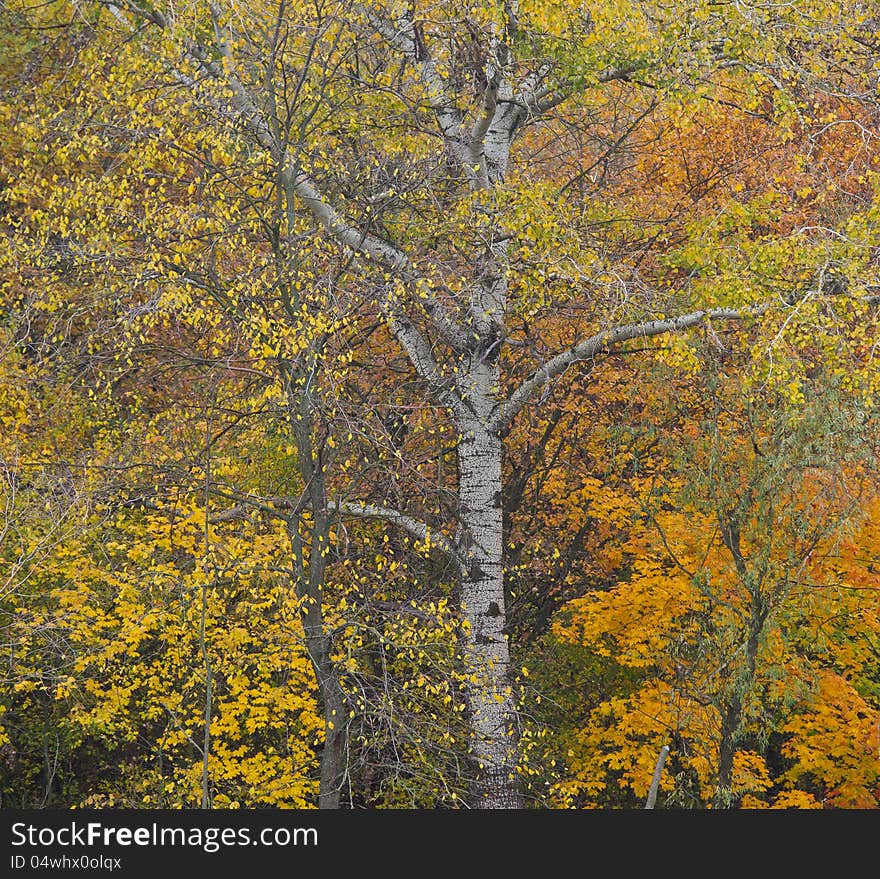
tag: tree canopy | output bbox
[1,0,878,809]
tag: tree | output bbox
[543,338,879,808]
[4,0,879,807]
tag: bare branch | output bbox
[495,286,880,432]
[208,493,462,567]
[334,500,461,565]
[101,0,167,28]
[376,285,472,421]
[493,305,769,432]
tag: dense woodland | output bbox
[1,0,879,809]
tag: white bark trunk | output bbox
[457,360,523,808]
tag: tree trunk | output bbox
[457,374,523,808]
[287,365,349,808]
[644,744,670,809]
[314,652,348,810]
[297,584,349,809]
[713,524,769,810]
[714,697,741,809]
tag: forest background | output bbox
[1,0,879,810]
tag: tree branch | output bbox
[116,2,471,353]
[376,284,472,421]
[359,5,468,166]
[495,286,879,432]
[333,500,461,565]
[493,305,769,432]
[208,493,462,567]
[522,61,648,119]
